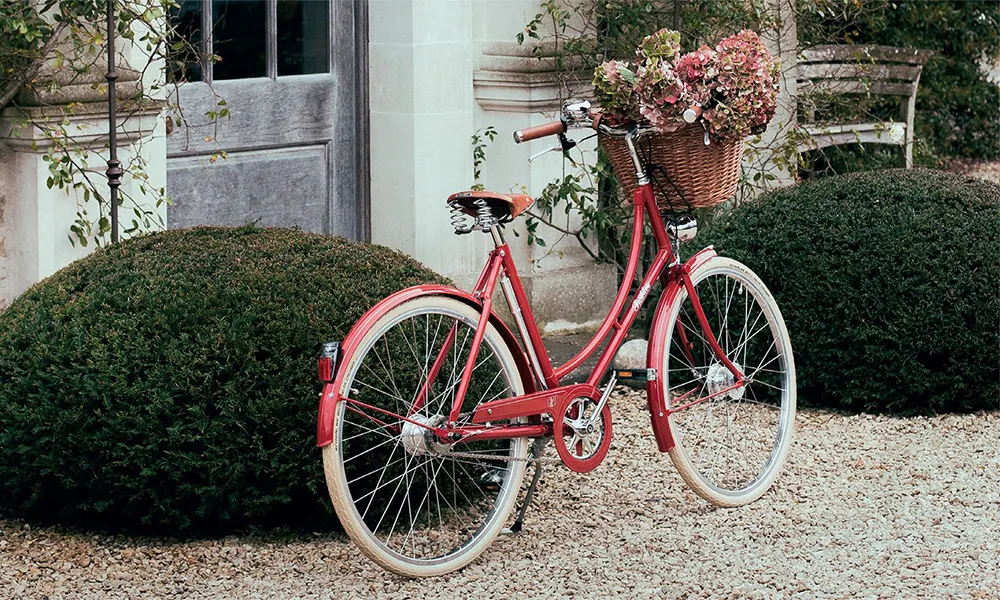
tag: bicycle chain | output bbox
[443,438,560,465]
[443,451,560,464]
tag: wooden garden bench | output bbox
[796,45,932,168]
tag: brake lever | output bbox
[528,146,562,162]
[557,132,576,152]
[528,132,578,162]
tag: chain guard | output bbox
[553,397,612,473]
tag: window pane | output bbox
[212,0,267,80]
[277,0,330,76]
[169,0,203,83]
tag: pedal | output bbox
[614,369,649,383]
[614,369,657,390]
[612,339,650,388]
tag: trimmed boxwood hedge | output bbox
[695,169,1000,414]
[0,226,449,534]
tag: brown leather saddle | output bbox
[446,191,535,222]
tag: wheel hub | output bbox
[401,414,450,456]
[706,362,744,400]
[565,417,596,440]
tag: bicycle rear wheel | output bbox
[661,257,796,506]
[322,295,528,577]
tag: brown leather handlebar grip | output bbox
[513,120,566,143]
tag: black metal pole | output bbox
[673,0,682,31]
[106,0,121,244]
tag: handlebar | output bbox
[682,105,703,124]
[513,120,566,144]
[513,101,703,145]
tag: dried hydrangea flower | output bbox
[635,28,683,68]
[591,28,780,140]
[593,59,640,124]
[702,30,780,140]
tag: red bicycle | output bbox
[316,101,796,577]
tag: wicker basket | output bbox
[600,124,744,210]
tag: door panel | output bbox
[167,77,336,152]
[166,0,367,240]
[168,144,330,232]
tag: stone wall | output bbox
[0,34,166,308]
[368,0,616,333]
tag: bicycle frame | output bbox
[318,130,747,455]
[392,183,744,452]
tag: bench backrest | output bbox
[797,45,932,98]
[795,45,932,168]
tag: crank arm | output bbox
[585,371,617,427]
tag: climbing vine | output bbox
[1,0,221,246]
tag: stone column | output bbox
[472,2,616,333]
[0,55,165,308]
[368,0,489,279]
[368,0,615,333]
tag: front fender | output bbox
[316,284,537,447]
[644,247,718,452]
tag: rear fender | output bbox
[644,247,718,452]
[316,284,537,447]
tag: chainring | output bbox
[553,396,613,473]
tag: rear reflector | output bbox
[318,342,340,382]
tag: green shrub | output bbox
[696,169,1000,413]
[0,226,449,534]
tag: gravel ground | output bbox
[946,159,1000,185]
[966,162,1000,184]
[2,389,999,599]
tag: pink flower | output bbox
[636,28,682,68]
[591,28,780,140]
[701,30,779,139]
[635,61,687,132]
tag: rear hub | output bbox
[401,414,450,456]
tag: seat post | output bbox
[489,223,549,389]
[490,225,506,248]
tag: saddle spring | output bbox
[449,198,499,235]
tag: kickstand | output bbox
[509,438,547,534]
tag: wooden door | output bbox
[166,0,368,240]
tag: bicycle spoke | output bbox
[342,415,399,443]
[402,456,451,551]
[665,263,794,502]
[349,454,407,488]
[344,435,402,466]
[327,299,528,570]
[352,378,408,406]
[381,448,425,547]
[359,449,417,517]
[359,361,402,404]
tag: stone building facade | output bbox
[0,0,799,333]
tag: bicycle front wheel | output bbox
[661,257,796,507]
[322,295,529,577]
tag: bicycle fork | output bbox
[660,265,747,415]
